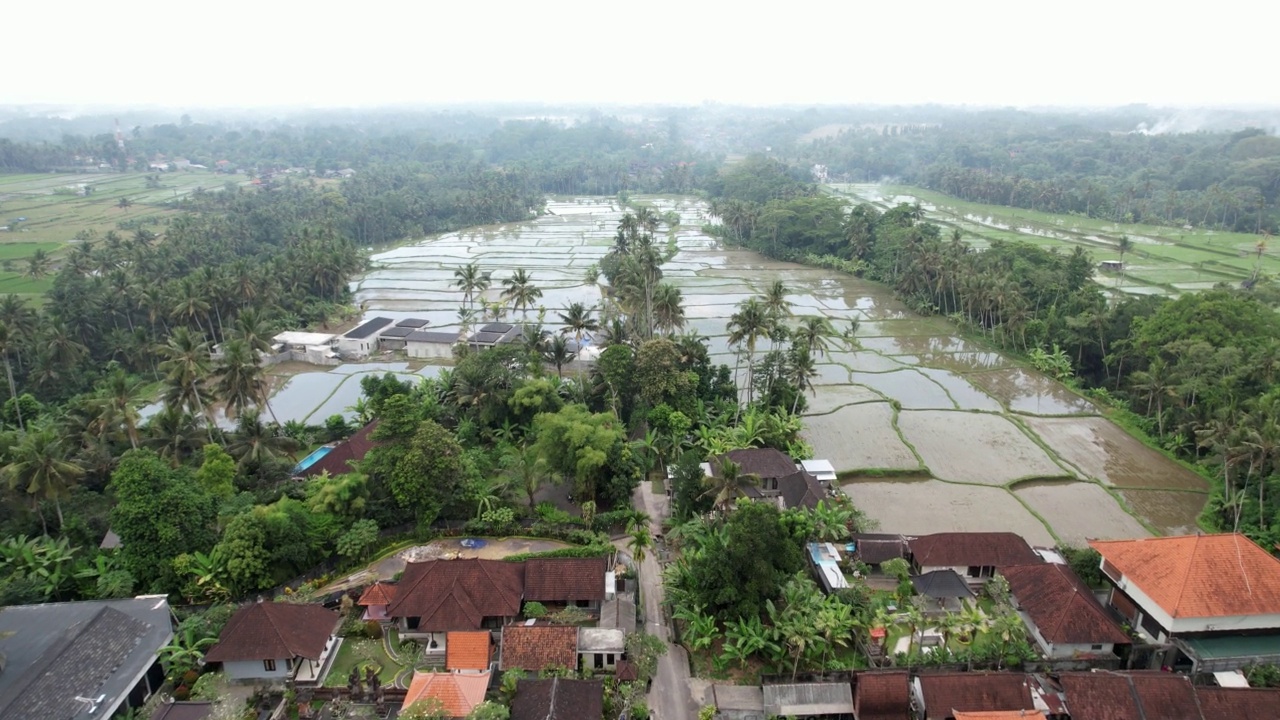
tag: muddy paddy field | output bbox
[279,196,1208,547]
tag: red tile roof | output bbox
[388,559,525,631]
[917,673,1035,720]
[524,558,606,602]
[357,581,396,607]
[1090,534,1280,618]
[204,602,339,662]
[402,671,489,718]
[446,631,492,671]
[511,678,604,720]
[1001,563,1129,646]
[1061,671,1200,720]
[910,533,1040,569]
[500,624,579,672]
[1196,686,1280,720]
[301,420,380,478]
[854,671,911,720]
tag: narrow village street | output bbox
[633,480,698,720]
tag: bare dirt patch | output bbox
[843,478,1055,546]
[1021,416,1210,493]
[1012,480,1150,546]
[897,410,1070,485]
[804,403,919,473]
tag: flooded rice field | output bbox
[260,196,1208,545]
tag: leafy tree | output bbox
[467,703,510,720]
[634,338,698,414]
[108,450,217,591]
[336,519,379,560]
[532,404,625,501]
[387,420,466,521]
[196,444,237,498]
[671,450,713,521]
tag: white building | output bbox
[337,317,394,358]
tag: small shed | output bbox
[711,684,765,720]
[801,459,838,485]
[578,627,625,672]
[1099,260,1124,272]
[911,570,976,614]
[762,682,855,718]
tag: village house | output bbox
[714,447,827,511]
[271,330,339,365]
[577,627,625,672]
[913,673,1044,720]
[298,419,379,478]
[204,602,340,684]
[150,701,214,720]
[999,563,1129,660]
[909,532,1041,580]
[510,678,604,720]
[386,559,525,650]
[400,670,490,719]
[761,683,854,718]
[0,596,174,719]
[848,532,911,570]
[498,624,579,673]
[853,671,911,720]
[356,580,395,622]
[524,556,607,611]
[1090,533,1280,671]
[375,325,415,350]
[338,317,394,358]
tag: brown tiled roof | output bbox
[615,660,638,682]
[910,533,1040,568]
[357,581,396,606]
[402,671,489,718]
[1061,672,1201,720]
[1001,563,1129,645]
[719,447,799,480]
[301,420,380,478]
[1196,686,1280,720]
[953,712,1045,720]
[511,678,604,720]
[387,559,525,631]
[918,673,1035,720]
[500,624,579,672]
[446,631,492,671]
[205,602,339,662]
[1090,533,1280,618]
[854,671,911,720]
[1127,673,1200,720]
[525,557,606,602]
[779,470,825,510]
[851,533,910,564]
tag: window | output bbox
[594,654,604,669]
[286,658,294,670]
[606,653,615,666]
[264,659,276,672]
[762,477,778,491]
[1090,644,1104,651]
[575,600,590,608]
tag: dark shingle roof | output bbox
[718,447,798,480]
[1061,672,1203,720]
[301,420,380,478]
[396,317,430,328]
[0,597,173,720]
[909,532,1041,568]
[204,602,339,662]
[911,570,977,600]
[851,533,910,564]
[480,322,514,334]
[500,625,579,672]
[406,330,460,344]
[1001,563,1129,645]
[344,316,394,339]
[387,559,525,631]
[524,558,606,602]
[917,673,1036,719]
[779,470,825,510]
[379,326,414,338]
[855,671,911,720]
[511,678,604,720]
[1196,686,1280,720]
[470,331,506,345]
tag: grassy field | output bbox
[0,171,244,300]
[829,183,1278,298]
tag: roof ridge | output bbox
[261,602,300,657]
[1170,535,1202,618]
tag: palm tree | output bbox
[226,409,299,466]
[170,277,210,335]
[156,328,214,429]
[452,262,489,312]
[215,338,275,422]
[788,345,819,415]
[726,298,770,406]
[504,444,549,510]
[763,280,792,322]
[232,308,275,355]
[502,269,542,316]
[25,250,51,279]
[793,316,836,359]
[2,427,84,533]
[626,517,653,565]
[543,335,572,378]
[98,366,143,449]
[1116,234,1134,269]
[557,302,599,345]
[701,458,760,512]
[144,406,204,466]
[652,283,686,335]
[0,322,24,432]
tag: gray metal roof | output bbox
[379,326,414,338]
[344,316,393,339]
[396,318,429,328]
[762,682,854,716]
[712,684,764,711]
[480,322,514,334]
[0,596,173,720]
[911,569,976,599]
[406,330,460,344]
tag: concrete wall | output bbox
[406,342,454,359]
[223,658,291,682]
[337,337,376,357]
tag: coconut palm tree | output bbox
[726,298,771,406]
[503,444,548,509]
[25,250,51,279]
[98,366,143,449]
[793,316,836,359]
[762,280,792,322]
[2,426,84,534]
[144,406,205,466]
[701,459,760,513]
[652,283,686,335]
[502,269,542,316]
[788,345,819,415]
[215,338,276,423]
[626,517,653,565]
[557,302,599,345]
[170,277,210,335]
[226,409,299,467]
[232,308,275,355]
[156,328,214,428]
[452,262,489,312]
[0,322,24,432]
[543,335,572,378]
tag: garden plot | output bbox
[843,478,1055,546]
[803,403,919,473]
[897,410,1070,485]
[1012,480,1150,546]
[1021,416,1210,492]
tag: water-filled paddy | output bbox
[254,195,1206,541]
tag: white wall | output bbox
[406,342,453,359]
[223,658,290,682]
[338,337,376,357]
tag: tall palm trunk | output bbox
[4,355,22,433]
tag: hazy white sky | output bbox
[3,0,1274,109]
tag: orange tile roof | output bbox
[1090,533,1280,618]
[403,671,489,717]
[357,581,396,606]
[446,631,492,671]
[953,712,1046,720]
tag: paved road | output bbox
[633,480,698,720]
